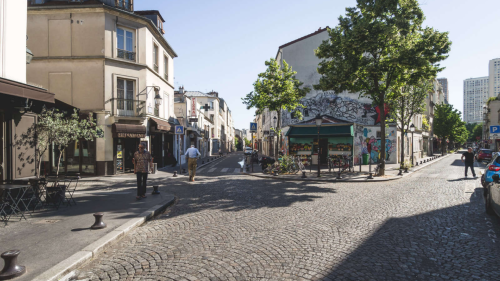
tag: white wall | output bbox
[0,0,27,83]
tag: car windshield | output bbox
[481,150,492,154]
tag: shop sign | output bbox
[117,133,146,138]
[117,151,123,158]
[191,98,197,117]
[264,130,269,135]
[189,118,198,123]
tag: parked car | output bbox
[244,147,253,155]
[481,154,500,189]
[485,174,500,218]
[477,149,493,161]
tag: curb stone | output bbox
[31,196,175,281]
[242,153,452,182]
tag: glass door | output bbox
[81,140,96,174]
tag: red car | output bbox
[477,149,493,161]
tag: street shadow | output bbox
[324,196,500,280]
[148,173,337,219]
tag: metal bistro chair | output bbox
[63,175,80,207]
[45,177,68,210]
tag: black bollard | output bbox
[202,160,204,164]
[173,171,177,177]
[90,213,106,229]
[416,161,419,166]
[301,171,307,178]
[404,168,409,173]
[273,170,279,176]
[0,250,26,280]
[336,172,342,180]
[397,169,403,176]
[152,185,160,195]
[182,168,186,174]
[367,173,373,179]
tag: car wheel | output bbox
[481,174,486,188]
[486,188,496,216]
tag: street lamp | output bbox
[315,114,323,177]
[410,123,415,166]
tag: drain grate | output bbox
[34,219,60,224]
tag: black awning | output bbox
[113,123,146,138]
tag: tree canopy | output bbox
[434,104,467,153]
[314,0,451,174]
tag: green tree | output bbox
[465,123,477,141]
[243,137,252,148]
[434,104,464,155]
[314,0,451,175]
[470,123,483,142]
[242,58,310,157]
[387,79,431,167]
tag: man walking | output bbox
[185,145,201,182]
[461,147,476,178]
[132,143,153,199]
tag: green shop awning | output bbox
[286,125,353,137]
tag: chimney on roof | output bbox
[179,86,184,94]
[318,27,322,31]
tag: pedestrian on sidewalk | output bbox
[461,147,476,178]
[185,145,201,182]
[132,143,153,199]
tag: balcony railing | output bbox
[117,49,135,61]
[110,98,146,117]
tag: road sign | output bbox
[490,125,500,134]
[250,122,257,132]
[476,136,481,140]
[175,126,184,135]
[490,133,500,139]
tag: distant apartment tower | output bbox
[489,58,500,98]
[463,77,489,123]
[437,78,449,104]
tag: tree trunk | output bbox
[56,147,63,176]
[400,125,405,168]
[379,101,386,176]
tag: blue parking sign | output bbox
[175,126,184,135]
[490,126,500,134]
[250,122,257,132]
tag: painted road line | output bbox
[221,168,229,172]
[234,168,240,173]
[208,168,216,173]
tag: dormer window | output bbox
[116,0,133,11]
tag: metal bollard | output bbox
[182,168,186,174]
[416,162,419,166]
[90,213,106,229]
[301,171,307,178]
[336,172,342,180]
[173,171,177,177]
[367,173,373,179]
[397,169,403,176]
[273,170,279,176]
[152,185,160,195]
[404,168,409,173]
[0,250,26,280]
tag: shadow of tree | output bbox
[325,188,500,280]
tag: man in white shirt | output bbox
[185,145,201,182]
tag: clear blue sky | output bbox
[135,0,500,129]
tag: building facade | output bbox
[489,58,500,99]
[27,0,177,175]
[463,76,489,124]
[437,78,449,104]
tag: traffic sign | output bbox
[250,122,257,132]
[490,133,500,139]
[490,125,500,134]
[175,125,184,135]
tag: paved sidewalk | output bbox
[0,178,175,281]
[244,153,452,182]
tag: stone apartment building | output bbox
[26,0,177,175]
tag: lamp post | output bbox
[315,114,322,177]
[410,124,415,166]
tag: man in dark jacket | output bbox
[461,147,476,178]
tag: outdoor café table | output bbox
[0,184,30,221]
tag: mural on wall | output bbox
[282,91,389,127]
[353,127,397,164]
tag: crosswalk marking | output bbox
[208,168,216,173]
[221,168,229,172]
[234,168,241,173]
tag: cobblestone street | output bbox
[73,152,500,281]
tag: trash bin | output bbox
[362,154,370,165]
